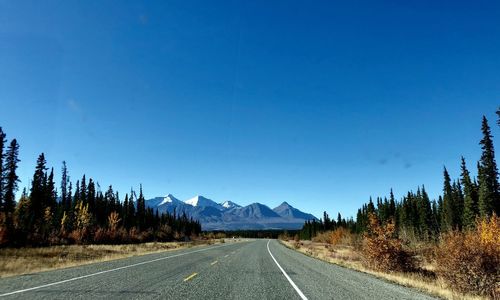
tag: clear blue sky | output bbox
[1,1,499,219]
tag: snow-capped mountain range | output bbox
[145,195,317,230]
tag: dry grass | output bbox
[281,240,487,300]
[0,239,222,278]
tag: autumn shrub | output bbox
[312,231,331,244]
[331,227,354,246]
[69,228,89,244]
[435,214,500,297]
[93,227,108,244]
[362,213,416,272]
[0,213,7,246]
[107,212,121,232]
[0,225,7,247]
[140,229,154,242]
[215,232,226,239]
[128,227,141,243]
[156,224,173,241]
[47,231,65,245]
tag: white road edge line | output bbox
[266,239,308,300]
[0,243,234,297]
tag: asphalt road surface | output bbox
[0,239,436,299]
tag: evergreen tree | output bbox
[73,180,80,206]
[367,197,375,214]
[3,139,20,230]
[128,188,136,227]
[389,189,396,220]
[0,127,6,211]
[80,175,87,204]
[46,168,56,209]
[137,184,146,229]
[451,180,464,229]
[123,193,129,228]
[430,200,440,234]
[418,185,433,238]
[478,116,500,217]
[461,157,478,229]
[442,167,454,231]
[30,153,48,230]
[60,161,69,211]
[323,211,330,230]
[497,106,500,127]
[67,181,73,209]
[87,178,96,212]
[437,195,444,230]
[15,188,31,242]
[104,185,115,225]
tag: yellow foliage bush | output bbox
[107,212,121,232]
[312,231,331,243]
[435,214,500,298]
[362,213,416,272]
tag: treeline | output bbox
[0,127,201,247]
[303,112,500,241]
[299,212,355,240]
[210,229,300,239]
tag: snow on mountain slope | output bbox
[159,194,182,205]
[220,200,241,209]
[146,194,317,230]
[185,195,223,210]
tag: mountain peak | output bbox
[159,194,180,205]
[221,200,241,209]
[185,195,222,209]
[146,194,317,230]
[273,202,317,220]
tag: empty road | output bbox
[0,239,435,299]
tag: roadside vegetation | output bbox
[285,109,500,299]
[0,127,201,248]
[0,239,226,278]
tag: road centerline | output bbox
[210,260,218,266]
[183,272,198,282]
[266,240,308,300]
[0,242,236,297]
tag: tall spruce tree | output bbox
[418,185,433,238]
[478,116,500,217]
[80,175,87,204]
[452,180,464,229]
[389,188,396,220]
[128,188,136,227]
[60,161,68,211]
[46,168,56,209]
[0,127,6,211]
[3,139,20,229]
[497,106,500,127]
[442,167,454,231]
[137,184,146,229]
[437,195,444,230]
[67,181,73,209]
[87,178,96,212]
[461,157,478,229]
[73,180,80,206]
[30,153,48,229]
[123,193,129,228]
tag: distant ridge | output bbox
[145,195,317,230]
